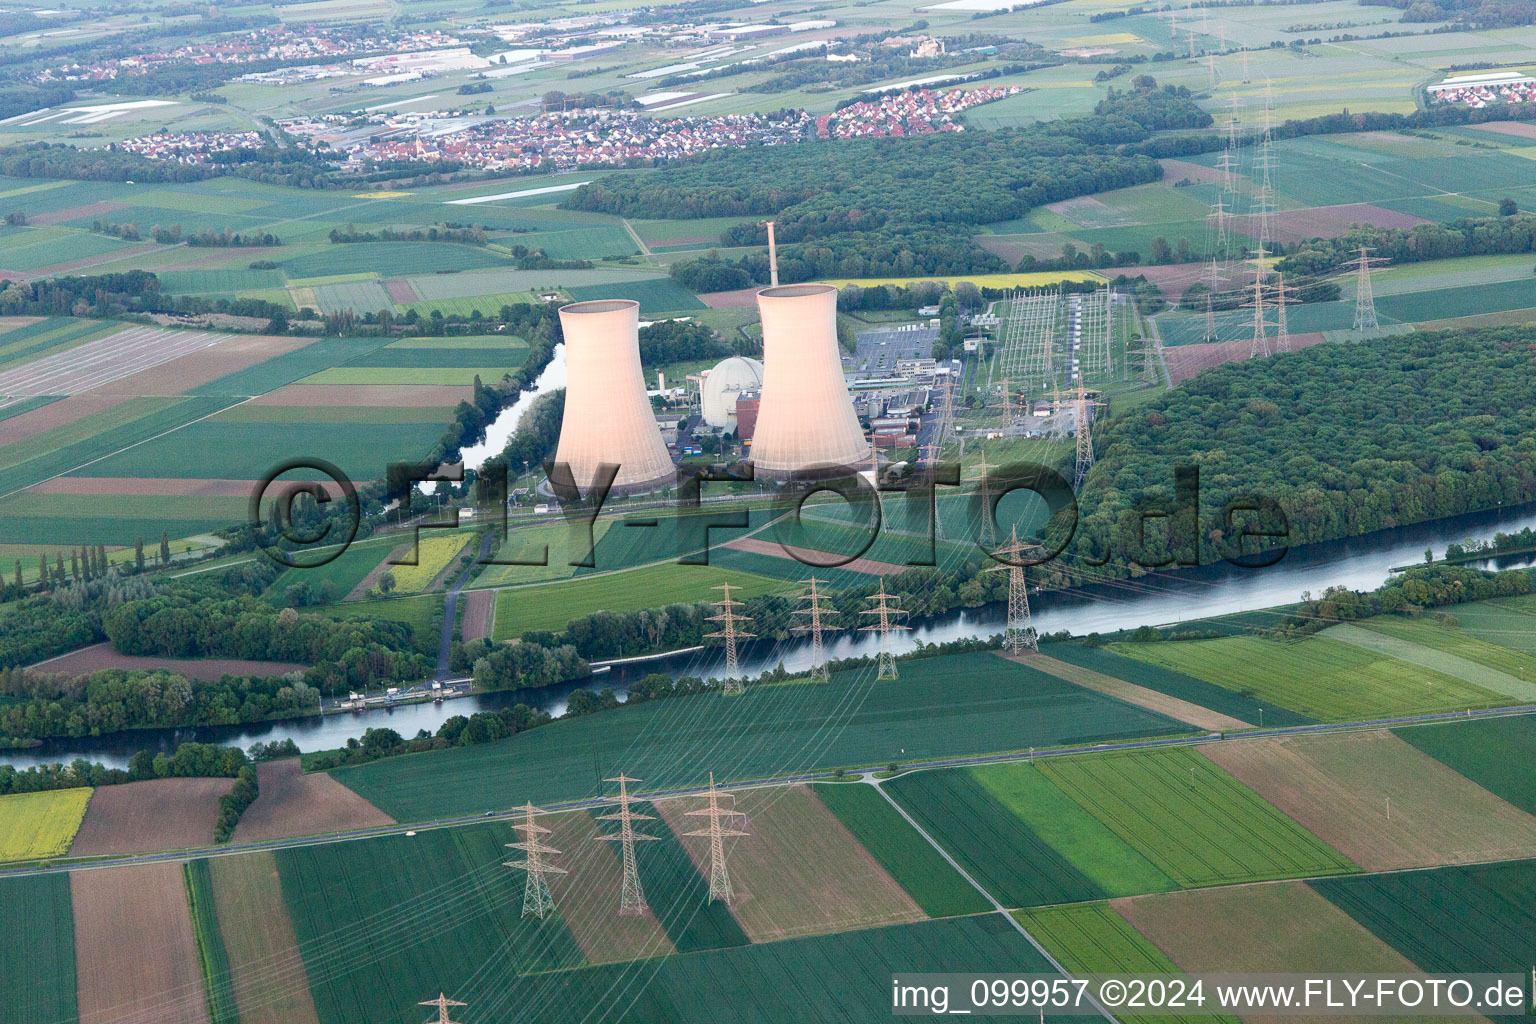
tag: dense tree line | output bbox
[1361,0,1536,26]
[0,270,292,326]
[329,223,486,245]
[638,318,747,365]
[0,666,320,741]
[303,703,552,771]
[0,740,249,796]
[214,765,258,842]
[1266,565,1533,638]
[461,638,590,690]
[102,594,430,696]
[1095,80,1214,131]
[0,141,330,189]
[1278,211,1536,276]
[1075,326,1536,572]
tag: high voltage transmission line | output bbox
[988,526,1042,655]
[707,582,754,693]
[504,802,565,920]
[595,774,659,917]
[860,583,909,680]
[683,772,749,905]
[792,576,837,680]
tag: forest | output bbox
[0,666,321,741]
[578,82,1205,284]
[1073,325,1536,573]
[1278,211,1536,276]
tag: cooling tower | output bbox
[750,284,870,476]
[553,299,674,494]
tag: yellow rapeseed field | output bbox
[0,788,93,861]
[388,534,471,593]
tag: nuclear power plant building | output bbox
[552,299,676,494]
[749,283,871,475]
[699,355,764,431]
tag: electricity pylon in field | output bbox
[860,584,909,680]
[683,772,749,905]
[596,774,659,916]
[792,577,837,680]
[707,582,754,694]
[988,526,1041,655]
[419,995,467,1024]
[504,802,565,919]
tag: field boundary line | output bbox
[0,395,253,503]
[867,777,1122,1024]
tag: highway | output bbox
[4,700,1531,880]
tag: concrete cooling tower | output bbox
[553,299,675,494]
[750,284,870,476]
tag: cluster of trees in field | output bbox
[1445,526,1536,561]
[0,141,331,189]
[0,270,293,328]
[215,765,258,842]
[570,84,1197,284]
[303,703,553,771]
[1363,0,1536,26]
[102,594,431,695]
[1075,326,1536,573]
[328,223,487,245]
[0,740,250,796]
[1278,210,1536,276]
[0,666,320,741]
[456,638,589,690]
[127,223,284,247]
[637,318,752,365]
[1266,565,1532,638]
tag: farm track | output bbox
[8,703,1534,881]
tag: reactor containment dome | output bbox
[749,284,870,475]
[553,299,675,494]
[700,355,764,431]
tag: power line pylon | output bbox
[860,583,909,680]
[683,772,748,905]
[707,582,754,695]
[596,774,660,917]
[1051,378,1105,492]
[1344,245,1388,335]
[969,452,997,550]
[1244,248,1271,358]
[419,994,468,1024]
[988,526,1041,654]
[792,576,837,680]
[504,802,566,919]
[1273,270,1296,353]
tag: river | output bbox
[7,484,1534,770]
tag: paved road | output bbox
[5,701,1531,880]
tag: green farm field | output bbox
[491,914,1075,1024]
[1040,643,1312,727]
[321,594,439,637]
[329,651,1191,821]
[67,420,449,484]
[1394,715,1536,814]
[275,823,583,1024]
[1312,859,1536,978]
[396,292,539,318]
[1109,635,1508,721]
[565,278,705,314]
[885,764,1176,908]
[1325,619,1536,701]
[492,563,788,637]
[295,367,514,386]
[811,782,991,919]
[0,873,76,1024]
[1018,902,1232,1024]
[1037,748,1356,888]
[1443,593,1536,656]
